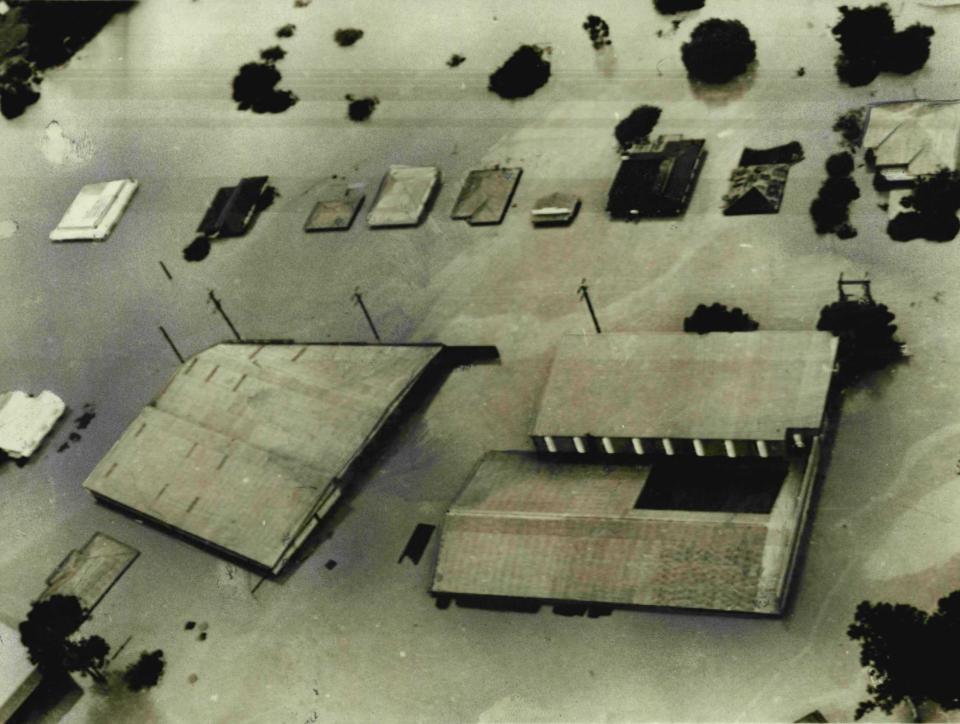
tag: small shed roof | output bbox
[304,184,365,231]
[450,167,522,225]
[49,179,138,241]
[197,176,268,238]
[0,390,64,459]
[367,166,440,227]
[723,164,790,215]
[532,332,838,441]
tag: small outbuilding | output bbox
[49,179,138,241]
[531,192,580,226]
[450,167,522,225]
[304,184,365,232]
[0,390,64,459]
[197,176,271,238]
[367,166,441,227]
[607,135,706,219]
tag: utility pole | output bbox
[158,326,185,363]
[578,278,602,334]
[208,290,242,341]
[353,287,381,342]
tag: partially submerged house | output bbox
[197,176,271,238]
[367,166,441,228]
[863,100,960,189]
[49,179,138,241]
[531,192,580,226]
[83,342,495,574]
[723,143,803,216]
[304,184,365,232]
[0,390,64,459]
[450,167,522,225]
[433,331,839,614]
[607,135,706,219]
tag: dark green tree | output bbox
[123,650,166,692]
[614,106,662,151]
[488,45,551,99]
[680,19,756,84]
[849,592,960,718]
[816,299,903,382]
[683,303,758,333]
[19,595,110,684]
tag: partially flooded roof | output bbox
[83,342,444,573]
[49,179,138,241]
[367,165,440,227]
[450,167,522,225]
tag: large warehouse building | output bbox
[83,341,494,575]
[432,331,839,614]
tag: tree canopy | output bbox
[18,595,109,683]
[680,19,756,84]
[887,169,960,242]
[816,299,903,382]
[654,0,705,14]
[614,106,662,151]
[832,5,934,86]
[488,45,551,99]
[683,303,759,333]
[123,650,166,692]
[849,591,960,718]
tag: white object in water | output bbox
[0,390,66,458]
[50,178,138,241]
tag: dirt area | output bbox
[1,1,960,722]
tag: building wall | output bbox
[530,434,808,458]
[434,512,769,612]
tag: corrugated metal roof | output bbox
[84,343,442,573]
[864,100,960,175]
[432,452,772,610]
[532,332,837,441]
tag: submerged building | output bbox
[432,332,839,614]
[83,341,495,574]
[606,135,707,219]
[863,100,960,189]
